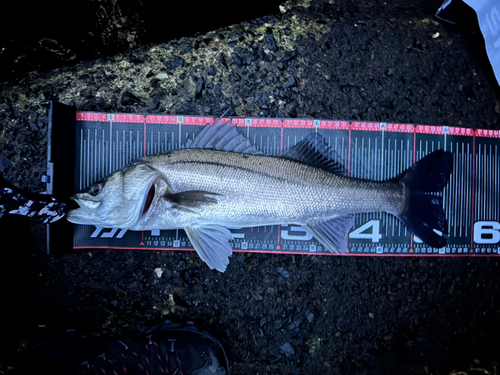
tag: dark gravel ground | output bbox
[1,0,500,374]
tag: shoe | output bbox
[15,322,230,375]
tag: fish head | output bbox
[67,162,163,228]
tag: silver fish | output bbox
[67,119,453,272]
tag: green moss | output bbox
[255,15,332,52]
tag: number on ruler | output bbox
[474,221,500,244]
[281,225,313,240]
[349,220,382,243]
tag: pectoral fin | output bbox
[306,215,354,253]
[164,190,221,211]
[184,225,234,272]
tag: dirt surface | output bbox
[1,0,500,374]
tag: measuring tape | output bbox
[69,112,500,257]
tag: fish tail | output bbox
[394,150,453,248]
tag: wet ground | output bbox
[1,0,500,374]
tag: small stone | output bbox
[154,268,163,278]
[287,317,303,331]
[195,77,204,98]
[42,84,54,99]
[179,42,192,55]
[207,66,217,76]
[254,90,270,109]
[280,342,295,357]
[120,89,142,106]
[264,33,277,51]
[232,53,243,67]
[306,311,314,323]
[164,56,185,70]
[277,267,290,278]
[0,154,12,173]
[283,71,296,89]
[148,100,159,110]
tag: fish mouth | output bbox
[141,184,155,218]
[66,200,90,224]
[65,199,81,211]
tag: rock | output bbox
[232,53,244,67]
[179,42,192,55]
[164,56,185,70]
[42,84,54,99]
[120,89,142,106]
[277,267,290,278]
[283,71,296,89]
[148,100,159,110]
[207,66,217,76]
[287,317,304,331]
[0,154,12,173]
[195,77,204,98]
[0,102,12,118]
[280,342,295,357]
[306,311,315,323]
[264,33,277,51]
[254,90,269,109]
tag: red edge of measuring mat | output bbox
[72,246,480,257]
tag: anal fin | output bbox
[306,215,354,253]
[184,226,234,272]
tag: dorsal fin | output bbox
[189,117,260,154]
[281,133,346,175]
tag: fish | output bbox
[67,118,453,272]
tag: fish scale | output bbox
[136,149,405,230]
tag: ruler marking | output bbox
[493,145,500,222]
[78,128,84,190]
[456,142,460,237]
[123,130,127,168]
[86,128,90,188]
[115,131,119,170]
[109,121,113,175]
[471,136,476,250]
[487,144,491,220]
[458,143,462,237]
[143,122,147,156]
[481,144,485,220]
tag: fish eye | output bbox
[90,183,103,196]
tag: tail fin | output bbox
[394,150,453,248]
